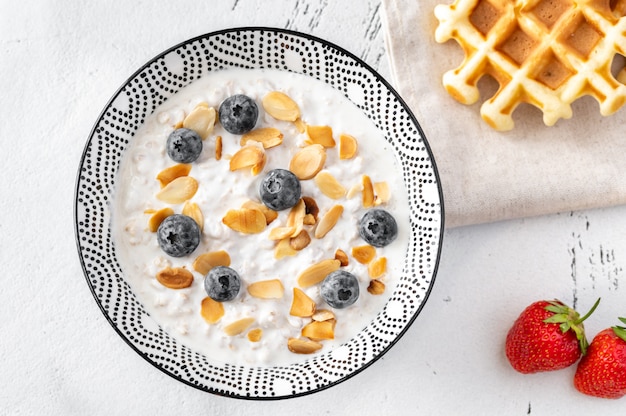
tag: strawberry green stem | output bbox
[574,297,601,325]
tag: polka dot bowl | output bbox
[74,27,444,399]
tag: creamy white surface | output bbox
[112,68,410,366]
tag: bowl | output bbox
[74,27,444,399]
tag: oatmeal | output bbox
[113,68,410,366]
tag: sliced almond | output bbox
[290,229,311,251]
[303,214,316,226]
[193,250,231,275]
[305,124,336,148]
[262,91,301,122]
[352,245,376,264]
[314,171,346,199]
[287,338,323,354]
[223,317,255,336]
[334,249,349,267]
[290,287,316,317]
[247,279,285,299]
[293,118,306,133]
[367,279,385,295]
[222,208,267,234]
[155,267,194,289]
[229,144,266,176]
[275,237,298,259]
[368,257,387,279]
[182,201,204,231]
[269,226,297,241]
[314,205,344,239]
[374,181,391,206]
[362,174,375,208]
[156,176,198,204]
[297,259,341,288]
[347,182,363,199]
[200,297,224,324]
[247,328,263,342]
[289,144,326,180]
[312,309,335,322]
[339,133,358,159]
[286,198,306,237]
[240,127,284,149]
[156,164,192,188]
[242,200,278,225]
[183,104,216,139]
[148,207,174,232]
[302,320,335,341]
[215,135,223,160]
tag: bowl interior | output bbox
[75,27,443,399]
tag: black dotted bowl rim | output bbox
[74,26,445,400]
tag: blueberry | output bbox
[320,270,360,309]
[259,169,301,211]
[166,128,203,163]
[156,214,201,257]
[204,266,241,302]
[358,209,398,248]
[218,94,258,134]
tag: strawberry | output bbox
[574,317,626,399]
[505,299,600,374]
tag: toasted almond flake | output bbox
[174,120,184,129]
[339,133,358,159]
[367,279,386,295]
[302,196,319,221]
[305,124,336,148]
[182,201,204,231]
[222,208,267,234]
[247,279,285,299]
[247,328,263,342]
[314,205,344,239]
[362,175,374,208]
[290,229,311,251]
[297,259,341,288]
[156,176,198,204]
[229,144,266,175]
[200,297,224,324]
[193,250,231,275]
[215,135,223,160]
[183,104,216,139]
[287,338,323,354]
[293,118,306,133]
[275,238,298,259]
[351,245,376,264]
[223,317,255,336]
[286,198,306,237]
[269,226,297,241]
[347,182,363,199]
[368,257,387,279]
[156,164,192,188]
[302,320,335,340]
[314,171,346,199]
[334,249,349,267]
[312,309,335,322]
[290,288,317,317]
[148,207,175,232]
[240,127,284,149]
[144,209,157,214]
[262,91,301,121]
[374,181,391,206]
[241,200,278,225]
[155,267,194,289]
[289,144,326,180]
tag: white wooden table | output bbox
[1,1,624,414]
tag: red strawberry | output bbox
[574,317,626,399]
[505,299,600,374]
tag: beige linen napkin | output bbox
[381,0,626,228]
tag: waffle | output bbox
[434,0,626,131]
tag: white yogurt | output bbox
[113,68,410,366]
